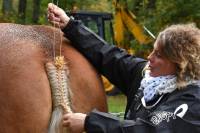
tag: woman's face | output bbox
[147,41,176,77]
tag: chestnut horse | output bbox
[0,23,107,133]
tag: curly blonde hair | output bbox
[157,24,200,88]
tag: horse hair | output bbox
[46,61,73,133]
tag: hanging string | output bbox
[51,0,56,61]
[47,1,73,132]
[58,24,63,57]
[55,0,63,57]
[51,0,63,60]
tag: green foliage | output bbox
[117,0,200,58]
[62,0,112,12]
[133,0,200,34]
[130,39,153,58]
[0,0,199,26]
[0,0,113,24]
[0,11,17,23]
[0,0,199,56]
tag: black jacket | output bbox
[62,19,200,133]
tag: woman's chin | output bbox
[146,68,160,77]
[149,71,159,77]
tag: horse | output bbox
[0,23,107,133]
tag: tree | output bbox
[18,0,27,24]
[2,0,13,15]
[113,0,200,36]
[32,0,41,23]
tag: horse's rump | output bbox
[0,23,107,132]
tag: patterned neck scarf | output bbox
[140,70,177,102]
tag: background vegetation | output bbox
[1,0,199,29]
[1,0,199,57]
[107,95,126,115]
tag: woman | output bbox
[47,3,200,133]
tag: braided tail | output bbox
[46,56,73,133]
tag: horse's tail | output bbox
[46,57,73,133]
[48,106,64,133]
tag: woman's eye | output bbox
[155,52,162,57]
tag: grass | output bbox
[107,94,126,117]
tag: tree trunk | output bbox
[147,0,156,9]
[59,0,67,10]
[2,0,13,15]
[32,0,41,24]
[18,0,27,24]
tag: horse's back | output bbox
[0,23,107,132]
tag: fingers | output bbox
[47,2,70,28]
[47,4,62,25]
[48,3,63,17]
[48,3,57,13]
[62,113,86,133]
[63,119,70,126]
[48,13,60,22]
[63,113,72,127]
[63,113,71,119]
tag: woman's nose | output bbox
[147,52,153,61]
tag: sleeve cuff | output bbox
[84,114,90,132]
[61,17,74,33]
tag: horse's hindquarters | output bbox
[61,43,108,113]
[0,24,107,132]
[0,43,52,132]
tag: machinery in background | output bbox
[68,11,115,45]
[68,11,117,93]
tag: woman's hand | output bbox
[63,113,87,133]
[47,3,70,29]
